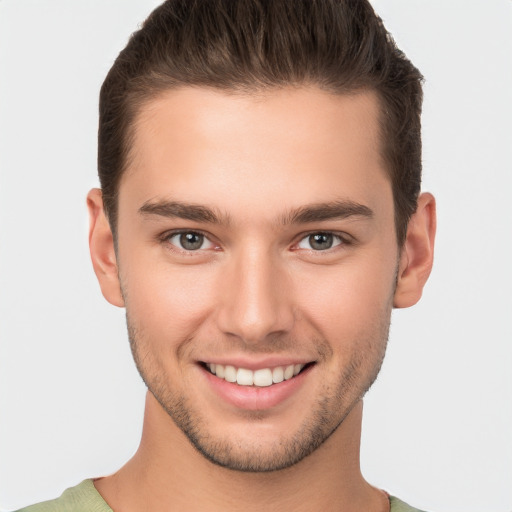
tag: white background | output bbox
[1,1,511,511]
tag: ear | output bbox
[393,192,436,308]
[87,188,125,307]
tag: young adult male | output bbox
[18,0,436,511]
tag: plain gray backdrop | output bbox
[1,1,511,511]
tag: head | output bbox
[98,0,424,246]
[89,0,435,473]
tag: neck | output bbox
[95,392,386,512]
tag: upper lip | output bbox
[199,357,315,371]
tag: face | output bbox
[114,87,400,471]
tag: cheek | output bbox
[293,255,397,340]
[120,257,218,343]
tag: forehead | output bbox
[120,86,391,223]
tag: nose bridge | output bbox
[217,244,294,343]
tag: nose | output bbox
[216,247,295,344]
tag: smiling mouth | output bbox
[201,362,314,387]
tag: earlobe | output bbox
[87,188,125,308]
[393,192,436,309]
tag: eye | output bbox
[166,231,216,251]
[297,232,344,251]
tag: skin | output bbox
[88,87,436,512]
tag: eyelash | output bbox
[294,231,351,252]
[160,230,218,253]
[160,229,352,254]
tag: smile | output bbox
[204,362,311,387]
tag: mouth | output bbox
[201,362,315,387]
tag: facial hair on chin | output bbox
[125,309,390,473]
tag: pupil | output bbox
[310,233,333,250]
[180,233,203,250]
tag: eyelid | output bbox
[158,228,353,253]
[293,230,353,251]
[160,229,220,252]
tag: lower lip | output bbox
[201,365,314,411]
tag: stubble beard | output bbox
[126,312,390,473]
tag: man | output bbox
[18,0,435,510]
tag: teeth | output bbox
[284,364,294,380]
[236,368,254,386]
[224,365,237,383]
[215,364,225,378]
[206,363,306,387]
[253,368,273,387]
[272,366,284,384]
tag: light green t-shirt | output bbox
[15,479,427,512]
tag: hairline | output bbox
[106,82,405,245]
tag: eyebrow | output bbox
[280,200,374,225]
[138,198,373,225]
[139,200,230,224]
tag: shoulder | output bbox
[14,480,112,512]
[389,495,428,512]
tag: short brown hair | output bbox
[98,0,423,245]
